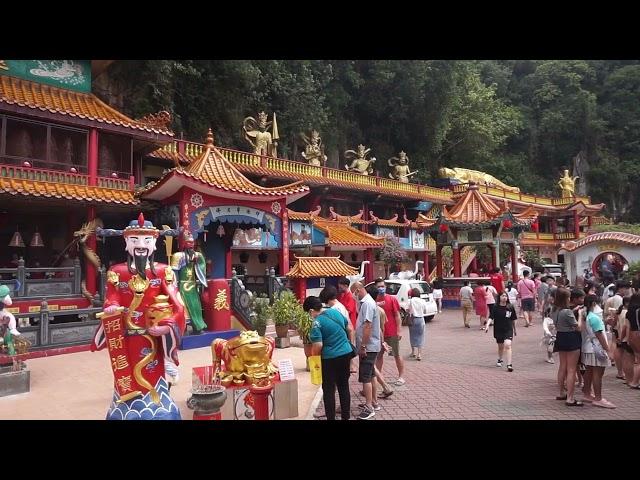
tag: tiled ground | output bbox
[314,308,640,420]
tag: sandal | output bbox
[616,375,625,380]
[378,390,394,399]
[555,395,567,401]
[565,400,584,407]
[593,399,616,409]
[628,384,640,389]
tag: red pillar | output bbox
[452,245,461,277]
[295,278,306,302]
[573,211,580,238]
[279,206,289,275]
[551,218,557,235]
[510,243,519,283]
[436,245,443,278]
[225,247,232,279]
[364,248,374,283]
[85,206,97,296]
[249,384,273,420]
[88,128,98,186]
[324,245,332,256]
[422,251,430,278]
[490,244,497,270]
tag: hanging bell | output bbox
[30,230,44,247]
[8,228,25,248]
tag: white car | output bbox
[365,279,438,322]
[541,264,564,279]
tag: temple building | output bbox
[0,60,608,352]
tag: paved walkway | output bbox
[314,309,640,420]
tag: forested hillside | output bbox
[94,60,640,222]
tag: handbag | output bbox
[586,316,609,362]
[402,311,414,327]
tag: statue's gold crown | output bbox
[258,111,268,123]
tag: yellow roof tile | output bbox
[0,75,173,136]
[314,220,384,248]
[287,256,358,278]
[0,177,137,205]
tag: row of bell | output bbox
[8,228,44,248]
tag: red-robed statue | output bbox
[91,213,185,420]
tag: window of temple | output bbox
[50,126,88,173]
[3,117,47,163]
[98,133,132,178]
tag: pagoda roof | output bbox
[286,256,358,278]
[0,75,173,138]
[139,129,309,204]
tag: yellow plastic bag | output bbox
[309,355,322,385]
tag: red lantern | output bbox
[502,219,512,229]
[439,224,448,233]
[531,221,539,232]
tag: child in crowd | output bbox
[541,315,556,364]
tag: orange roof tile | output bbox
[286,256,358,278]
[0,177,137,205]
[0,75,173,136]
[329,207,372,225]
[140,129,309,201]
[560,232,640,252]
[287,206,322,221]
[314,220,384,248]
[442,183,503,226]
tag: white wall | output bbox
[562,243,640,283]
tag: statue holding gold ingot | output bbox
[91,213,185,420]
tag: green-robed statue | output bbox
[171,230,207,334]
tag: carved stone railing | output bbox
[10,300,101,351]
[0,257,82,299]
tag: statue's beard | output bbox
[185,248,195,260]
[127,252,156,279]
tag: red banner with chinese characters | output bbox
[97,308,141,402]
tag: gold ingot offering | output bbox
[146,295,172,329]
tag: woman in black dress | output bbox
[486,291,517,372]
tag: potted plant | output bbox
[294,310,314,357]
[271,290,304,338]
[249,294,271,336]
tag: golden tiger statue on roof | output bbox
[438,167,520,193]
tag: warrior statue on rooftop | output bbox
[243,111,279,157]
[300,130,327,167]
[387,151,416,183]
[558,169,580,198]
[345,144,375,175]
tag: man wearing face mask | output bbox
[373,278,406,386]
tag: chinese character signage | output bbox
[411,230,426,249]
[290,221,312,246]
[0,60,91,92]
[457,229,494,244]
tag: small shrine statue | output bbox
[171,230,207,335]
[211,331,278,387]
[558,169,579,198]
[387,151,416,183]
[91,213,185,420]
[0,285,30,368]
[243,111,279,157]
[300,130,327,166]
[345,144,375,175]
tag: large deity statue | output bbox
[91,213,185,420]
[300,130,327,166]
[243,111,279,157]
[345,144,375,175]
[558,169,579,198]
[438,167,521,193]
[171,230,207,335]
[387,151,416,183]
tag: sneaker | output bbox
[358,403,381,411]
[357,407,376,420]
[394,378,406,386]
[378,390,394,399]
[592,399,616,409]
[545,358,555,364]
[496,359,504,367]
[507,364,513,372]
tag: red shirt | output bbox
[336,290,357,328]
[377,293,401,337]
[490,273,504,294]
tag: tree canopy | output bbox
[100,60,640,222]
